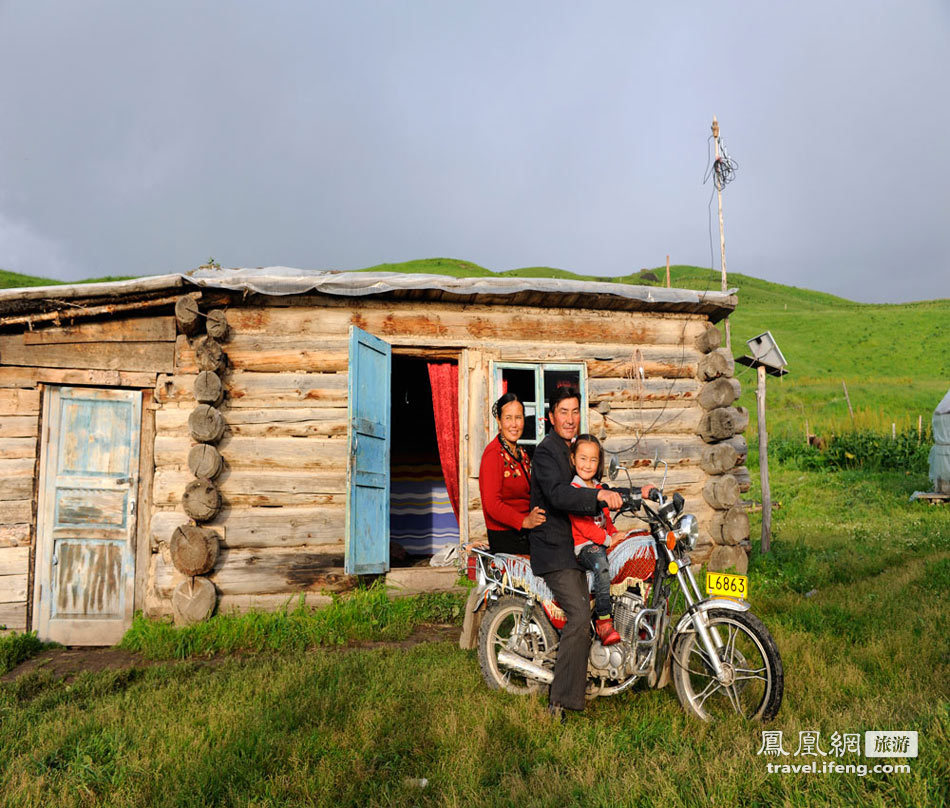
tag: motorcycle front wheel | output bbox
[477,596,558,695]
[672,608,783,721]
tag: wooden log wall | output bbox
[0,389,39,633]
[0,315,175,633]
[147,297,729,615]
[146,300,352,618]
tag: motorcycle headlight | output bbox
[674,513,699,550]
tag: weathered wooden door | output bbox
[345,327,391,575]
[34,386,142,645]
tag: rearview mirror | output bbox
[607,455,619,481]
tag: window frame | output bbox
[490,361,588,447]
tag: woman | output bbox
[478,392,546,553]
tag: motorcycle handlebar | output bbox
[601,484,644,511]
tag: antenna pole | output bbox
[712,116,731,352]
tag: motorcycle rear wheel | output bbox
[477,596,558,695]
[672,608,783,721]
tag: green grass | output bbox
[118,584,465,659]
[0,270,64,289]
[1,467,948,807]
[0,633,49,676]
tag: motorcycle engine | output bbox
[588,590,647,680]
[613,590,645,644]
[588,637,628,680]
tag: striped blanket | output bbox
[390,463,459,555]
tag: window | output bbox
[491,362,587,447]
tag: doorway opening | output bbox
[389,356,459,566]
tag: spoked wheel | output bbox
[672,609,783,721]
[477,596,558,695]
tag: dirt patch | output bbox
[1,624,462,683]
[1,647,167,683]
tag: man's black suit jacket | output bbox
[528,432,601,577]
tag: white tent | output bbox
[930,389,950,493]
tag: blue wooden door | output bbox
[34,387,142,645]
[345,327,391,575]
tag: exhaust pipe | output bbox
[497,649,554,684]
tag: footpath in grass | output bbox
[1,468,948,807]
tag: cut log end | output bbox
[193,371,224,406]
[187,443,224,479]
[699,407,743,442]
[182,478,222,522]
[188,404,226,444]
[698,377,741,411]
[172,577,217,626]
[702,474,740,510]
[175,294,202,336]
[695,323,722,354]
[710,506,750,546]
[707,544,749,575]
[697,348,735,381]
[194,335,226,373]
[700,442,739,474]
[170,524,220,576]
[206,309,230,341]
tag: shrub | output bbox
[767,427,931,473]
[0,632,47,675]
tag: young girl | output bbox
[569,434,622,646]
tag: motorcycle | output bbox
[467,456,784,722]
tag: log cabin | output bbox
[0,267,750,644]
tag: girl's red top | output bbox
[478,435,532,532]
[569,477,618,548]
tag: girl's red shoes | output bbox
[595,617,621,646]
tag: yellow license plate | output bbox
[706,572,748,600]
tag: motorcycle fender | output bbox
[673,597,750,635]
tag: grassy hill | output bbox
[4,260,947,438]
[0,270,137,288]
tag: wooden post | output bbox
[892,422,896,439]
[918,414,923,442]
[842,380,855,426]
[756,365,771,553]
[712,116,731,352]
[666,255,671,288]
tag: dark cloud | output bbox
[0,1,947,302]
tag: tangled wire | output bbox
[704,135,738,191]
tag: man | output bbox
[529,385,623,718]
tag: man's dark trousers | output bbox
[542,567,591,711]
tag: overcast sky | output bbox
[0,1,947,303]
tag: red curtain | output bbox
[427,362,460,522]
